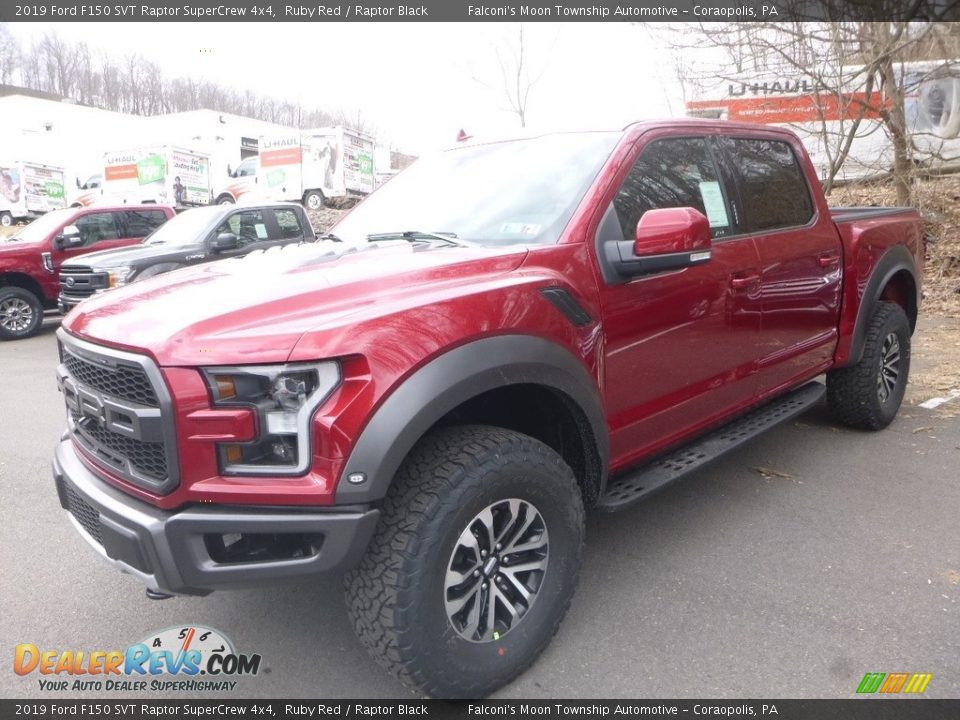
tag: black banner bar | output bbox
[2,700,960,720]
[1,0,958,23]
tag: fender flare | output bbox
[335,335,608,504]
[845,244,918,367]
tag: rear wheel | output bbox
[0,212,12,227]
[344,425,585,698]
[303,190,325,211]
[827,302,911,430]
[0,287,44,340]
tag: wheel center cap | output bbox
[482,555,500,578]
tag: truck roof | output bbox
[449,119,802,151]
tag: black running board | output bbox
[597,382,825,513]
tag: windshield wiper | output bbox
[367,230,466,247]
[319,232,344,242]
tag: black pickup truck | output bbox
[58,202,316,313]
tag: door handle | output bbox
[818,253,840,267]
[730,274,760,289]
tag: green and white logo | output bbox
[137,155,166,186]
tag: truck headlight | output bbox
[94,266,134,288]
[202,362,340,474]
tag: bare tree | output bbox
[0,23,19,84]
[0,27,343,132]
[474,25,549,128]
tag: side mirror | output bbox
[635,207,711,257]
[75,177,81,188]
[212,232,239,251]
[55,225,83,250]
[605,207,712,279]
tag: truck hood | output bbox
[63,241,528,366]
[62,242,189,268]
[0,239,42,258]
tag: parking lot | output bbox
[2,314,958,699]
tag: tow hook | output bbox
[145,588,174,600]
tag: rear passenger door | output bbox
[715,135,843,393]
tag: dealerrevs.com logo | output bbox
[14,625,262,693]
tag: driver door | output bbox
[597,134,764,470]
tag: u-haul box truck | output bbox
[102,146,212,206]
[685,60,960,182]
[258,127,376,210]
[0,161,67,226]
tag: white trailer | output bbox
[684,60,960,182]
[101,146,212,206]
[257,127,376,210]
[0,161,67,226]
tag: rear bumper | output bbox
[53,439,379,596]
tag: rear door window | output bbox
[274,209,304,240]
[613,137,733,240]
[715,137,814,232]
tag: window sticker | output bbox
[255,223,268,239]
[500,222,543,235]
[698,181,729,228]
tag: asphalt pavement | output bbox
[1,315,958,699]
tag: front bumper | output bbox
[53,439,380,596]
[58,295,82,314]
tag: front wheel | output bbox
[0,287,44,340]
[827,302,911,430]
[345,425,585,698]
[303,190,325,211]
[216,194,236,205]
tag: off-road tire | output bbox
[827,302,911,430]
[0,287,44,340]
[344,424,585,698]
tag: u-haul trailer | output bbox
[257,127,376,210]
[0,161,67,226]
[101,146,212,206]
[685,60,960,182]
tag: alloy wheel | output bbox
[444,498,549,643]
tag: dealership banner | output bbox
[1,0,958,22]
[3,700,960,719]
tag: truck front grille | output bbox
[63,352,159,407]
[63,483,103,545]
[59,266,107,300]
[57,330,179,495]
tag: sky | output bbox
[8,22,686,153]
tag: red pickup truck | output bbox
[0,205,174,340]
[52,121,924,698]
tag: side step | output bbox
[597,382,825,513]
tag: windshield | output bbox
[143,207,221,247]
[332,132,620,247]
[8,209,76,243]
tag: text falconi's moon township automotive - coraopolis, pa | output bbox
[465,4,774,17]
